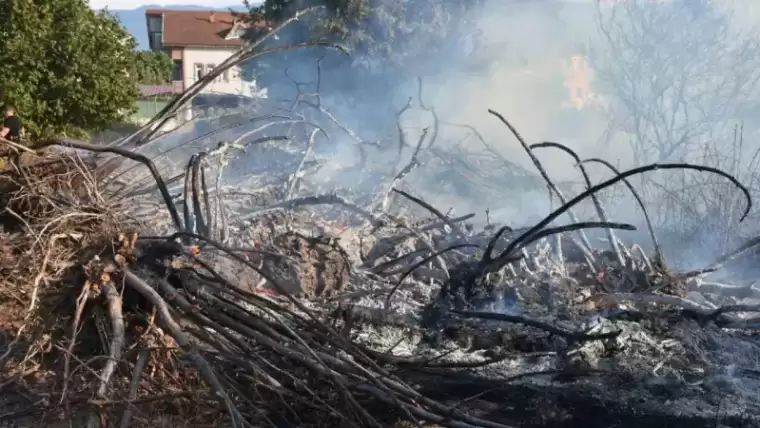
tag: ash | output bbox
[3,86,760,428]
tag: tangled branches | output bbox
[2,102,758,426]
[1,146,515,427]
[2,17,760,424]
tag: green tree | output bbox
[135,51,173,85]
[0,0,141,138]
[242,0,486,132]
[248,0,483,71]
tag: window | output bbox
[148,31,162,51]
[223,69,230,82]
[194,63,204,80]
[172,60,183,81]
[147,15,162,32]
[206,64,218,82]
[147,15,163,51]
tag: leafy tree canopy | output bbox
[0,0,142,138]
[258,0,482,68]
[135,51,173,85]
[244,0,486,91]
[239,0,489,136]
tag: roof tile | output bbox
[145,9,264,48]
[138,83,183,97]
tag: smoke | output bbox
[237,0,760,271]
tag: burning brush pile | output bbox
[3,99,760,428]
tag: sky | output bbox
[88,0,235,9]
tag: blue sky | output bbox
[89,0,235,9]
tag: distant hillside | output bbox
[104,4,253,50]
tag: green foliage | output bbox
[246,0,484,78]
[240,0,487,131]
[0,0,141,138]
[135,51,173,85]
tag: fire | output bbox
[562,54,595,110]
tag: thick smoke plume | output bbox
[243,0,760,271]
[5,3,760,427]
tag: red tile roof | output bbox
[138,83,183,97]
[145,9,265,48]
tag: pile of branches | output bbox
[0,147,142,424]
[3,11,760,426]
[2,103,760,427]
[0,138,534,427]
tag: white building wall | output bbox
[182,47,252,96]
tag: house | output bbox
[144,9,267,119]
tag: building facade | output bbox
[144,9,264,120]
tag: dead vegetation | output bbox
[2,13,760,428]
[2,101,760,427]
